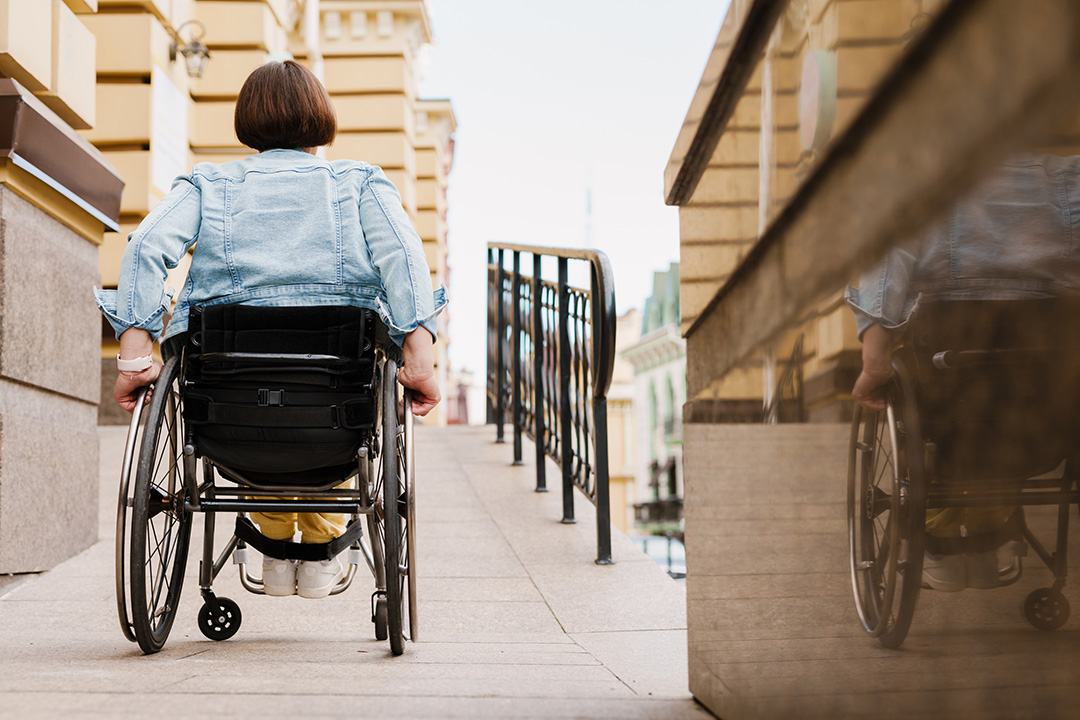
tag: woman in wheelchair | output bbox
[94,59,443,646]
[846,154,1080,646]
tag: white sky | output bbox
[418,0,729,375]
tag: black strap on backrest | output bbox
[185,305,377,381]
[194,304,373,356]
[185,393,374,429]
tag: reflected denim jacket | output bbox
[94,149,446,346]
[846,154,1080,338]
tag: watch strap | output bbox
[117,353,153,372]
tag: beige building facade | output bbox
[0,0,124,573]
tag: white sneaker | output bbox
[297,558,346,599]
[262,557,297,596]
[965,550,999,589]
[922,551,965,592]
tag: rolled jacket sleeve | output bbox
[361,166,447,346]
[94,174,202,340]
[845,244,919,340]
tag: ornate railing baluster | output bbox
[485,243,616,564]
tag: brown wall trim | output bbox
[0,80,124,225]
[664,0,786,207]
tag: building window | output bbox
[323,11,342,40]
[350,12,368,38]
[648,383,658,460]
[376,11,394,37]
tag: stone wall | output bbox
[683,422,849,719]
[0,188,100,573]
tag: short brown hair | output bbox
[234,60,337,151]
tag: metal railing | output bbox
[486,242,616,564]
[763,333,805,424]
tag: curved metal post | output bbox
[558,257,575,524]
[532,252,547,491]
[512,250,523,465]
[591,266,613,564]
[494,248,506,443]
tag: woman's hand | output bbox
[852,323,895,411]
[114,364,163,413]
[398,328,441,416]
[115,327,160,413]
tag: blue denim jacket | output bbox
[846,154,1080,337]
[94,148,446,346]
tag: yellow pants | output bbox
[925,505,1015,539]
[251,510,346,544]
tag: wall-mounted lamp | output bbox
[170,20,212,78]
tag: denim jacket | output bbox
[94,148,446,346]
[846,154,1080,338]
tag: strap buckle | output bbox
[257,389,285,407]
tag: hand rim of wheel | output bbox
[848,402,903,637]
[128,355,193,654]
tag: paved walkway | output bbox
[0,425,707,719]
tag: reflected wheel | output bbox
[848,356,926,649]
[1025,588,1070,631]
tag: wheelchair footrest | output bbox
[234,516,366,562]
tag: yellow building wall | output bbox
[40,1,96,128]
[0,0,53,93]
[679,0,951,411]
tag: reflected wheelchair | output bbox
[113,305,417,655]
[848,300,1080,648]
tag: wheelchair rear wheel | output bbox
[848,362,926,649]
[127,355,194,654]
[377,358,416,656]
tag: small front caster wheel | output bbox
[1024,588,1070,631]
[199,597,242,641]
[373,595,388,641]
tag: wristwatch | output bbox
[117,353,153,373]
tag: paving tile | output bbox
[571,629,692,699]
[420,599,564,635]
[527,561,687,634]
[0,693,712,719]
[417,576,543,602]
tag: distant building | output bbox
[606,308,641,533]
[622,263,686,533]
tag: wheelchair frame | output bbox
[113,339,418,656]
[848,348,1080,648]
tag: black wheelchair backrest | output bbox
[182,304,379,486]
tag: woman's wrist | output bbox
[118,365,156,378]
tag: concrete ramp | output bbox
[0,425,707,719]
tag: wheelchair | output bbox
[848,299,1080,648]
[113,304,417,655]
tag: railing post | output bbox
[495,248,506,443]
[511,251,523,465]
[486,247,495,424]
[558,257,575,524]
[591,269,613,564]
[532,253,547,492]
[593,396,612,564]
